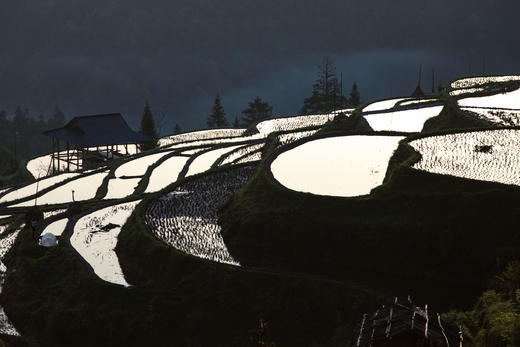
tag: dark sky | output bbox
[0,0,519,134]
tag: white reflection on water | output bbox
[185,145,242,177]
[256,114,335,134]
[115,152,172,178]
[410,129,520,186]
[146,166,257,266]
[458,88,520,109]
[0,173,78,204]
[235,151,262,164]
[363,98,407,112]
[451,76,520,89]
[158,129,246,147]
[450,87,486,96]
[363,106,443,132]
[41,218,68,237]
[0,229,20,336]
[271,135,405,197]
[460,107,520,127]
[276,130,319,148]
[71,201,140,287]
[220,143,265,166]
[145,156,189,193]
[12,171,109,207]
[104,178,141,200]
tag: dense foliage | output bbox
[240,96,272,127]
[444,260,520,346]
[0,105,66,161]
[300,57,348,115]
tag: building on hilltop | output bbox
[356,297,463,346]
[43,113,151,173]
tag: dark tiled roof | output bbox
[43,113,152,147]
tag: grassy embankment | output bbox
[220,91,520,313]
[0,143,33,190]
[2,162,385,346]
[4,88,520,345]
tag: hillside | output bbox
[0,143,33,189]
[2,76,520,346]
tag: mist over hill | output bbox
[0,0,519,133]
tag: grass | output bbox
[0,163,387,346]
[0,143,33,190]
[316,110,372,134]
[220,124,520,313]
[3,84,520,345]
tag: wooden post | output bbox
[424,304,429,338]
[52,137,56,173]
[125,144,128,155]
[66,142,70,171]
[356,314,367,346]
[56,139,61,172]
[437,313,450,347]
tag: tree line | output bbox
[205,56,361,130]
[0,56,359,158]
[0,105,66,160]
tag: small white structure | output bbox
[39,233,58,247]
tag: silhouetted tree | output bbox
[437,81,445,93]
[47,105,65,129]
[301,56,347,115]
[173,123,182,134]
[13,106,28,131]
[207,94,228,128]
[139,101,159,151]
[233,117,241,128]
[348,82,361,107]
[241,96,272,127]
[0,109,8,131]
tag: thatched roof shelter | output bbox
[43,113,151,173]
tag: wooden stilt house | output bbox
[356,297,463,347]
[43,113,152,174]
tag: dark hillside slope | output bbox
[2,172,386,347]
[220,140,520,311]
[0,142,33,188]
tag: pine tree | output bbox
[0,109,8,130]
[139,101,159,151]
[207,94,228,128]
[301,57,347,115]
[233,117,241,128]
[241,96,272,127]
[13,106,29,131]
[348,82,361,107]
[48,105,65,129]
[173,123,182,134]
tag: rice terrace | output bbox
[2,74,520,346]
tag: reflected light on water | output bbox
[271,135,404,197]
